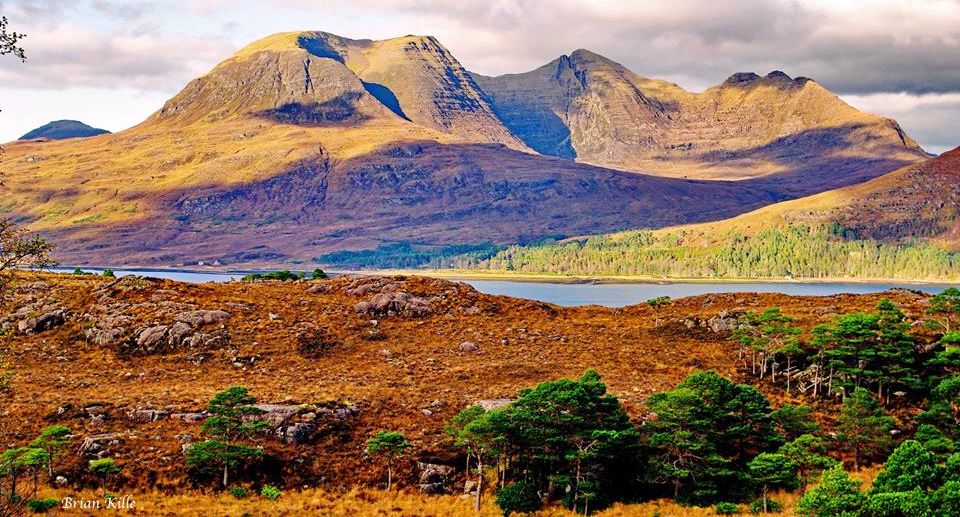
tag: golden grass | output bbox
[36,471,878,517]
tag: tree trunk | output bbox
[474,455,483,512]
[763,485,769,513]
[387,460,393,491]
[787,356,792,392]
[223,464,229,488]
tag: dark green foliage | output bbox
[715,502,740,515]
[202,386,269,441]
[30,425,71,476]
[448,370,640,512]
[316,241,505,269]
[72,268,92,275]
[241,270,304,281]
[927,288,960,332]
[260,485,281,501]
[101,268,115,278]
[187,386,268,488]
[795,467,866,517]
[0,16,27,62]
[776,435,838,494]
[914,424,954,460]
[749,498,782,514]
[469,224,960,280]
[495,481,542,516]
[771,405,819,440]
[310,268,328,280]
[185,440,262,486]
[228,486,247,499]
[748,453,797,513]
[871,440,940,493]
[645,370,782,504]
[27,498,59,513]
[836,388,894,469]
[365,431,410,490]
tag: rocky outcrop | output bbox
[418,462,456,494]
[355,291,432,318]
[16,308,67,334]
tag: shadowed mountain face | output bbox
[19,120,110,140]
[0,31,934,267]
[473,51,927,179]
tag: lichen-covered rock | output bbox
[354,291,432,318]
[418,462,456,494]
[17,308,66,334]
[175,310,231,326]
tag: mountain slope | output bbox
[19,120,110,140]
[474,52,927,181]
[665,146,960,247]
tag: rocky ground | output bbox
[0,272,930,495]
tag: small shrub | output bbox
[72,268,92,275]
[496,481,542,516]
[261,485,281,501]
[228,486,248,499]
[715,501,740,515]
[311,268,328,280]
[102,269,115,278]
[242,270,303,282]
[28,498,60,513]
[750,499,782,514]
[89,458,120,475]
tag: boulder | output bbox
[129,409,167,423]
[78,432,123,457]
[17,308,66,334]
[475,399,512,411]
[136,325,170,352]
[418,462,456,494]
[354,291,432,318]
[458,341,480,353]
[252,404,302,427]
[175,310,231,326]
[277,422,318,444]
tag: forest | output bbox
[461,224,960,280]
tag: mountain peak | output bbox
[722,70,813,89]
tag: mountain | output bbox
[474,52,926,181]
[0,31,929,267]
[18,120,110,140]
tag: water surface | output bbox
[53,268,954,308]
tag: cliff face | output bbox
[475,53,927,180]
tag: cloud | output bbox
[0,0,233,91]
[842,92,960,154]
[264,0,960,95]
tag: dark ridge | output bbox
[19,120,110,141]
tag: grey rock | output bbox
[17,308,66,334]
[175,310,231,326]
[475,399,512,411]
[458,341,480,353]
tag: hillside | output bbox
[0,30,928,268]
[474,53,927,180]
[18,120,110,141]
[466,149,960,279]
[0,272,935,501]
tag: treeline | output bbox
[316,242,504,269]
[460,224,960,280]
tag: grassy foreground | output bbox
[34,486,817,516]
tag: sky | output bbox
[0,0,958,153]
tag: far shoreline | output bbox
[48,265,959,287]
